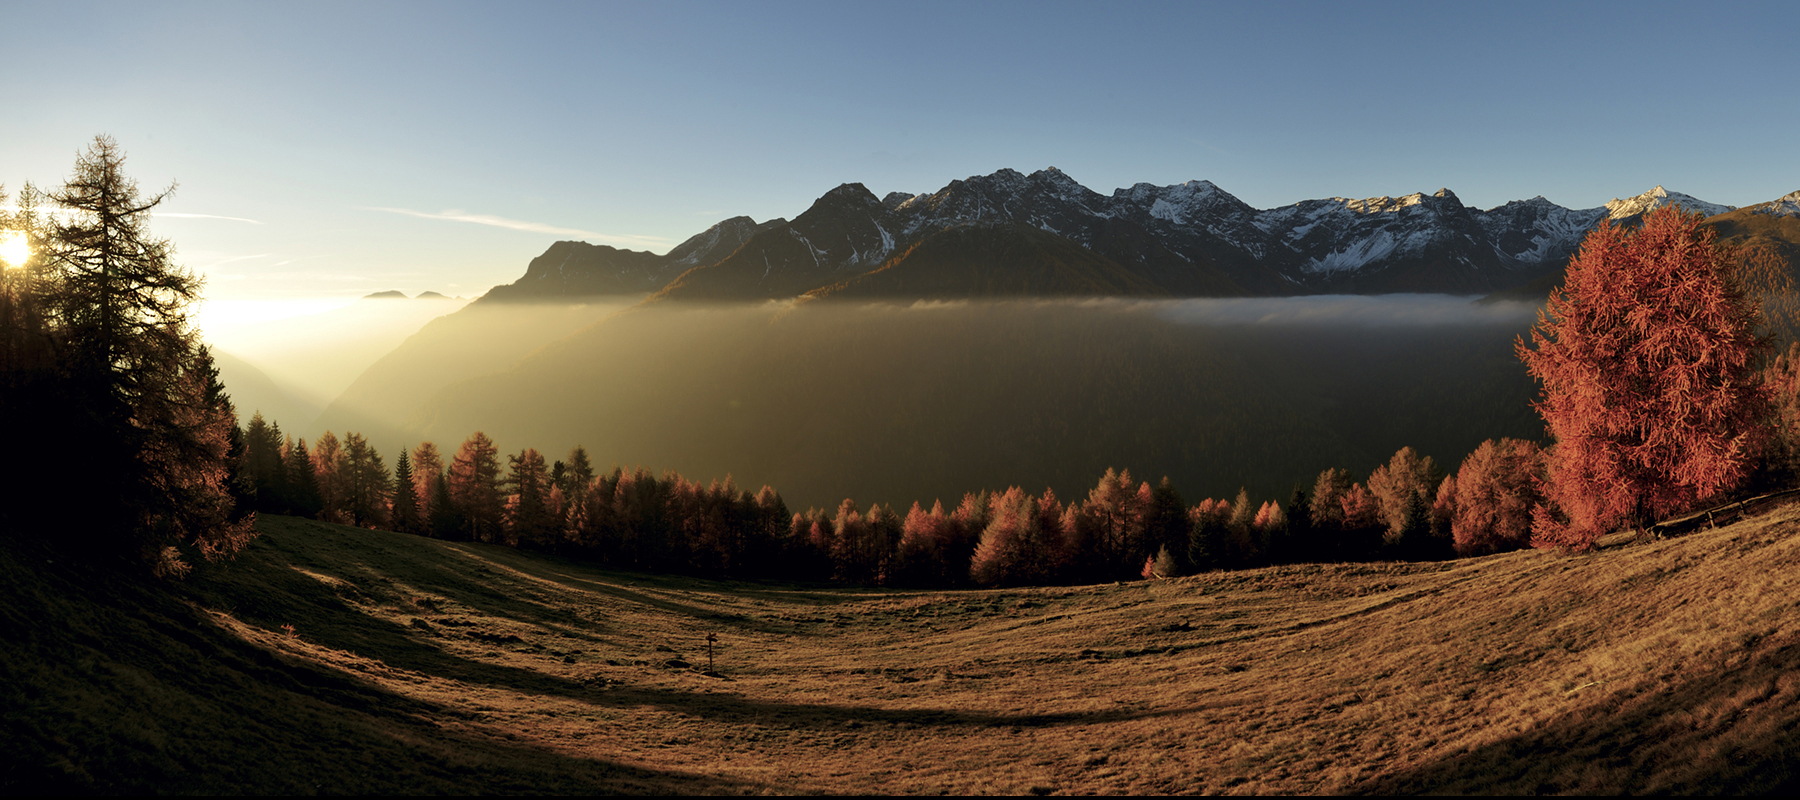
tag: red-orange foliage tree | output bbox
[1518,207,1771,551]
[1451,438,1545,556]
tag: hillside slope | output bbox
[8,509,1800,793]
[383,299,1542,511]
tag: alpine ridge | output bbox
[476,170,1773,304]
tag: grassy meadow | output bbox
[8,508,1800,794]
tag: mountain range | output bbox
[477,169,1793,304]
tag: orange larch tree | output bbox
[1518,207,1772,551]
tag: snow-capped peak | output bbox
[1341,194,1428,214]
[1753,189,1800,218]
[1604,185,1734,220]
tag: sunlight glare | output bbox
[0,231,29,267]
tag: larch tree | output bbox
[411,441,443,522]
[449,432,504,542]
[23,137,253,573]
[1451,438,1545,556]
[340,432,388,528]
[1518,207,1772,551]
[312,431,344,522]
[1366,446,1440,545]
[504,447,552,548]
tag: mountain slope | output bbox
[480,241,669,301]
[312,298,640,446]
[651,183,900,301]
[802,221,1172,301]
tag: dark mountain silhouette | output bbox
[801,221,1169,301]
[474,170,1747,306]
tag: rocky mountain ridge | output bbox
[479,170,1782,303]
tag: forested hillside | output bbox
[309,297,1543,513]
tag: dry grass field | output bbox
[9,506,1800,794]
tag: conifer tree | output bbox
[560,445,595,502]
[391,448,419,533]
[449,432,503,542]
[1142,477,1190,574]
[20,137,253,572]
[1367,446,1440,545]
[312,431,344,522]
[970,487,1061,587]
[1283,486,1312,564]
[283,437,323,519]
[504,447,552,548]
[1451,438,1546,556]
[1309,468,1353,535]
[1082,468,1147,580]
[340,432,388,528]
[1519,207,1772,550]
[411,441,443,522]
[427,471,461,539]
[241,413,287,513]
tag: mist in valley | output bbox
[287,294,1546,513]
[200,293,472,430]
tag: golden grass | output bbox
[11,507,1800,793]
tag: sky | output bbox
[4,0,1798,313]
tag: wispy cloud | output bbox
[365,207,668,248]
[194,253,272,269]
[155,212,265,224]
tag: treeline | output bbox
[238,407,1581,587]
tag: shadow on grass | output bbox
[0,536,764,795]
[1349,638,1800,795]
[182,517,1225,737]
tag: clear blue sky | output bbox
[5,0,1797,306]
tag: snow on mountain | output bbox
[1604,185,1735,220]
[500,168,1747,302]
[1752,189,1800,218]
[666,215,784,267]
[1473,196,1607,265]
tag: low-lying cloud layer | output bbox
[1148,294,1540,327]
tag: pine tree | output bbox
[391,447,419,533]
[1518,207,1772,550]
[241,413,288,513]
[283,437,323,519]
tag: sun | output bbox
[0,231,29,268]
